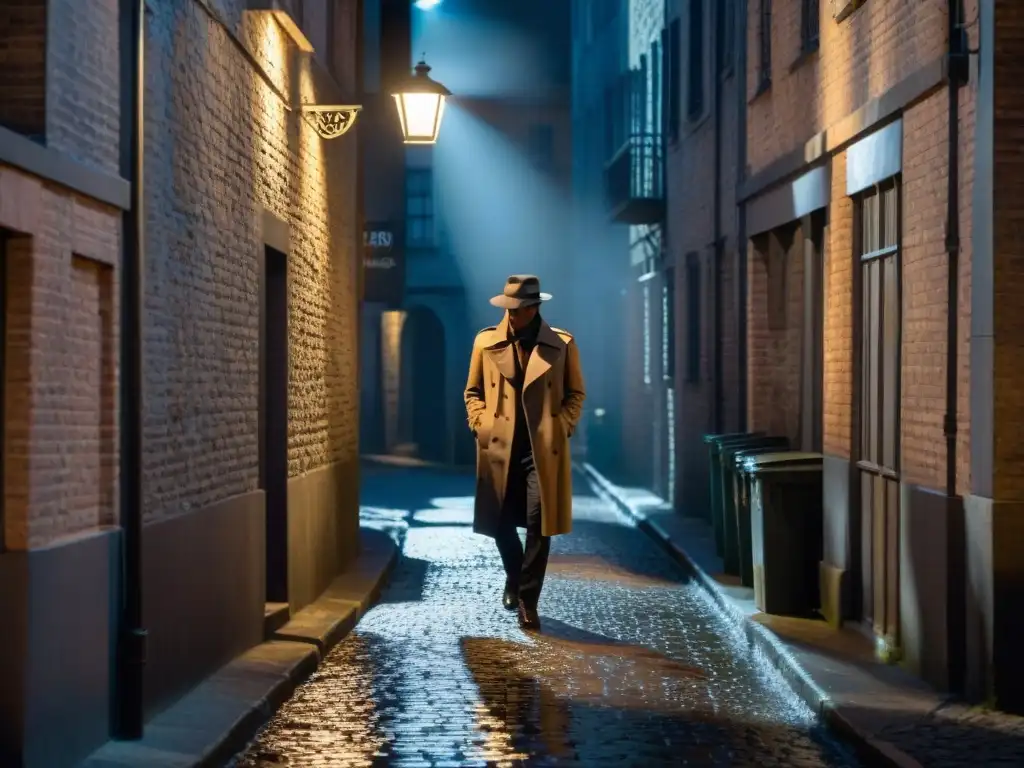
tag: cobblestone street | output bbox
[232,465,860,767]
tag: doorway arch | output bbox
[398,305,448,463]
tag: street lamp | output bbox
[391,59,451,145]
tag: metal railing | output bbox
[604,134,664,224]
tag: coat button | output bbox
[491,436,498,443]
[505,416,510,422]
[491,382,496,388]
[547,381,552,388]
[553,449,559,456]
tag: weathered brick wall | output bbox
[45,0,121,174]
[747,230,804,444]
[666,61,743,510]
[1,168,121,549]
[746,0,947,175]
[0,0,48,138]
[139,0,360,523]
[823,150,853,457]
[749,0,976,495]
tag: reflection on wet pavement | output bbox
[232,466,860,767]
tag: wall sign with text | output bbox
[363,222,405,306]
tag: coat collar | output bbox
[484,313,565,389]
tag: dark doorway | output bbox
[260,246,289,604]
[398,306,447,463]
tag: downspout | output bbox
[115,0,147,740]
[736,0,749,432]
[944,0,968,696]
[712,0,724,433]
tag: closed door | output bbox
[855,180,901,655]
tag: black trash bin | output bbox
[748,461,824,616]
[735,451,822,588]
[703,432,763,558]
[717,436,789,575]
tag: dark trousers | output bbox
[494,450,551,609]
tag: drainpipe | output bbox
[945,0,968,697]
[712,0,724,433]
[735,0,749,432]
[114,0,147,740]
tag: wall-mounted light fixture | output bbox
[391,58,451,145]
[301,104,362,139]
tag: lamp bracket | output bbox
[300,104,362,140]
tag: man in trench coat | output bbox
[464,275,586,630]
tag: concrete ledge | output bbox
[273,527,397,653]
[580,462,937,768]
[80,527,399,768]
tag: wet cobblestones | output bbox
[233,467,860,767]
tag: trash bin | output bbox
[748,461,824,616]
[717,436,789,575]
[703,432,763,557]
[735,451,822,588]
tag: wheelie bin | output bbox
[716,436,790,575]
[734,451,822,588]
[748,459,824,616]
[703,432,763,557]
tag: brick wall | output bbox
[1,168,121,549]
[0,0,47,139]
[746,0,947,176]
[138,0,360,523]
[823,150,854,457]
[665,53,744,511]
[46,0,121,174]
[747,228,804,444]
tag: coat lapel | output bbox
[482,314,517,382]
[523,322,564,391]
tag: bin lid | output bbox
[719,437,789,458]
[732,445,797,463]
[748,463,823,480]
[740,451,823,470]
[704,431,764,444]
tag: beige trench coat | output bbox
[464,313,586,538]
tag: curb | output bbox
[578,462,924,768]
[208,534,399,766]
[81,530,399,768]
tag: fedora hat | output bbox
[489,275,552,309]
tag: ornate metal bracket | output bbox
[300,105,362,140]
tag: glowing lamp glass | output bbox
[391,60,451,145]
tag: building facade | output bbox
[0,1,364,765]
[743,0,1024,712]
[664,0,746,516]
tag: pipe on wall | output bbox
[114,0,147,741]
[944,0,968,698]
[712,0,724,434]
[736,0,748,432]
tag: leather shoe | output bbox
[502,579,518,611]
[517,599,541,631]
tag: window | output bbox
[643,283,652,386]
[405,169,434,248]
[663,270,675,380]
[685,254,701,383]
[527,124,554,169]
[858,180,900,472]
[686,0,705,120]
[758,0,772,91]
[801,0,820,54]
[0,1,47,140]
[666,19,681,141]
[718,0,735,75]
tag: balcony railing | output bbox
[604,134,664,225]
